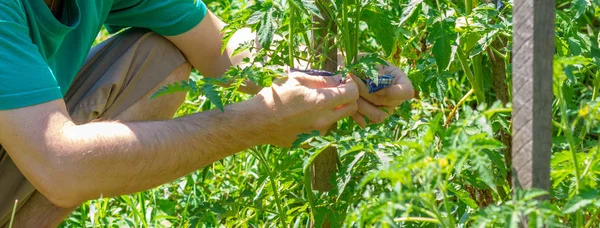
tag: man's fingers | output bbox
[382,106,395,115]
[317,76,359,108]
[357,98,389,124]
[351,74,375,99]
[272,77,289,86]
[372,74,414,101]
[384,82,415,102]
[352,113,367,128]
[383,64,406,77]
[289,72,342,88]
[352,74,414,107]
[327,102,358,124]
[351,74,395,106]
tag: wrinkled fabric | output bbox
[365,74,394,94]
[0,28,188,226]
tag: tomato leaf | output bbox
[151,79,198,99]
[400,0,423,26]
[469,30,498,58]
[201,81,224,112]
[258,8,277,50]
[563,196,593,214]
[572,0,590,20]
[431,21,456,71]
[363,7,396,56]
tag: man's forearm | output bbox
[41,99,266,207]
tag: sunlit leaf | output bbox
[431,21,456,71]
[400,0,423,26]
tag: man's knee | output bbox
[114,62,193,122]
[69,28,193,123]
[108,30,193,121]
[132,29,185,62]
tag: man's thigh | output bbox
[0,28,191,227]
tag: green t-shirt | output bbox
[0,0,207,110]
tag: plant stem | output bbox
[8,200,17,228]
[593,71,600,100]
[352,0,361,63]
[472,54,487,103]
[491,46,508,60]
[439,178,456,227]
[393,217,441,224]
[482,107,512,116]
[268,174,288,227]
[465,0,472,14]
[581,146,599,178]
[456,48,485,103]
[250,147,288,227]
[453,0,485,104]
[341,0,352,64]
[288,1,295,67]
[138,192,148,226]
[304,168,317,218]
[558,84,583,227]
[584,209,599,228]
[559,95,581,193]
[445,89,474,127]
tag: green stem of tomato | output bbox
[456,48,485,103]
[8,200,17,228]
[250,146,288,227]
[352,0,361,64]
[439,177,456,227]
[593,71,599,101]
[138,192,148,226]
[463,0,485,103]
[559,92,581,194]
[556,78,583,227]
[341,0,352,65]
[288,1,295,67]
[465,0,472,14]
[471,55,487,103]
[581,146,599,179]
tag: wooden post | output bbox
[511,0,554,194]
[309,1,338,227]
[310,0,339,192]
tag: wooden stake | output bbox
[310,0,339,193]
[309,1,338,227]
[511,0,554,197]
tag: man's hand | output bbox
[252,72,359,147]
[350,64,414,128]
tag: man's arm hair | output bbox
[0,99,268,208]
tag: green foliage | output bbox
[472,189,562,227]
[430,20,455,71]
[342,54,389,83]
[60,0,600,227]
[362,6,397,56]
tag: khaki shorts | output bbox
[0,28,188,226]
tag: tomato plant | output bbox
[59,0,600,227]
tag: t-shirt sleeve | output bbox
[104,0,208,36]
[0,2,63,110]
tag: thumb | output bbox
[290,72,342,88]
[343,74,358,88]
[316,74,359,108]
